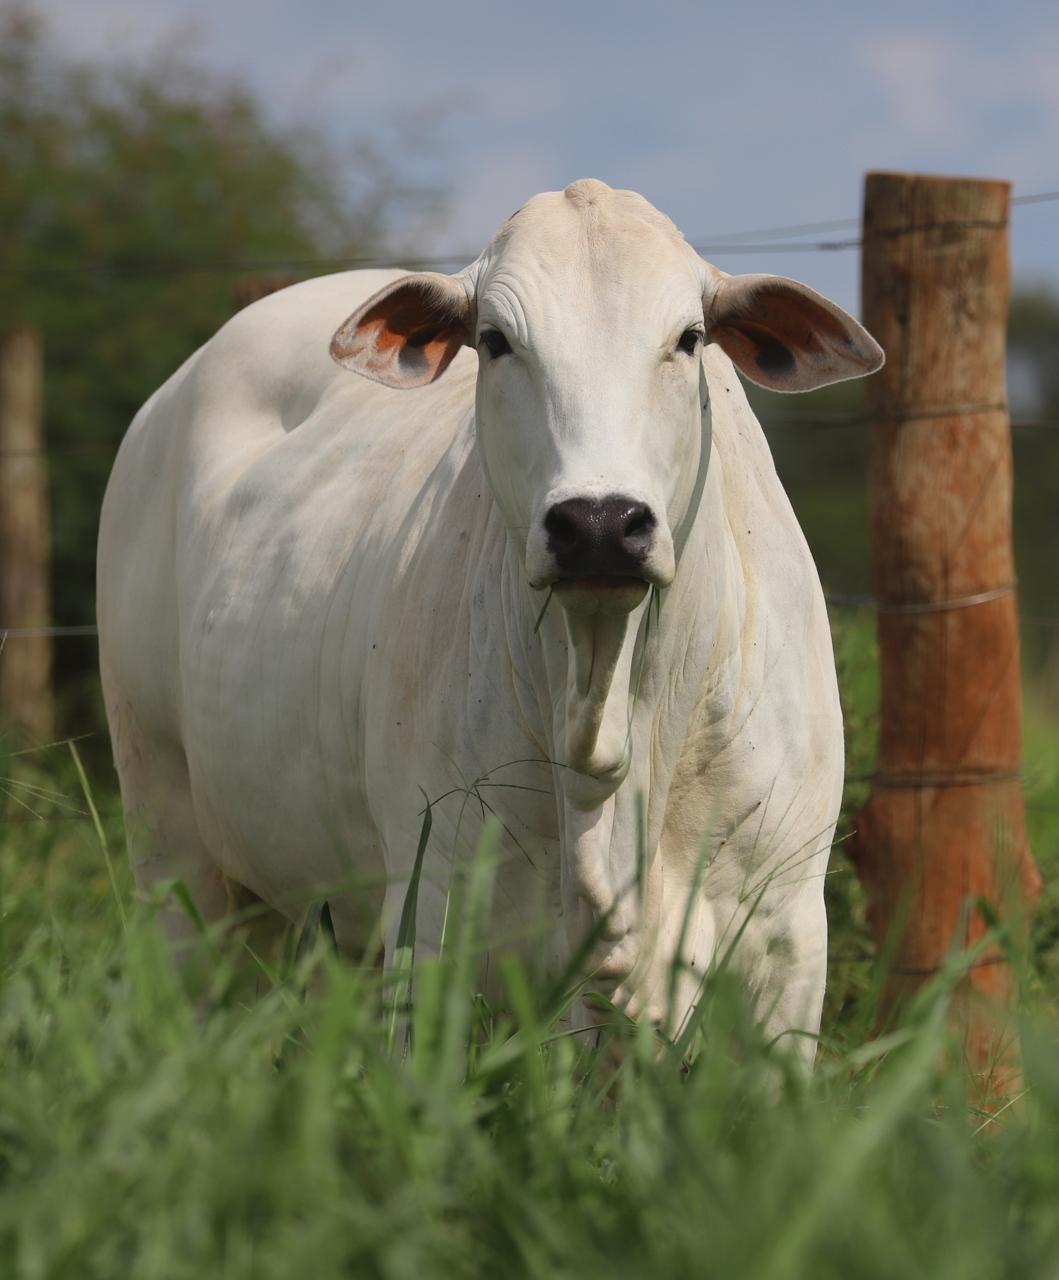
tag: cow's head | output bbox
[331,180,881,782]
[332,180,880,600]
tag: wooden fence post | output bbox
[0,328,53,741]
[851,172,1041,1092]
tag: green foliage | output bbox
[1009,288,1059,414]
[1022,699,1059,998]
[821,609,880,1028]
[0,5,441,725]
[1,713,1057,1280]
[1,17,1055,1267]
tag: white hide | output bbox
[98,181,881,1056]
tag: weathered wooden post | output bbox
[0,327,53,741]
[851,173,1042,1091]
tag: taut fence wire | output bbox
[2,191,1056,279]
[3,186,1058,640]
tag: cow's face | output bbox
[470,186,709,618]
[331,180,881,626]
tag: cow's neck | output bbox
[497,450,735,938]
[554,599,654,942]
[502,560,651,805]
[558,603,647,782]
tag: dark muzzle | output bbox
[544,495,656,581]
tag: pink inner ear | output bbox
[714,320,800,383]
[708,275,884,392]
[341,317,390,361]
[748,290,851,352]
[332,277,470,388]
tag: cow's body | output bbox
[99,183,879,1051]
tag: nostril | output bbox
[544,505,580,551]
[622,504,655,548]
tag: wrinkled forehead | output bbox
[476,180,706,326]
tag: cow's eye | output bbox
[676,327,704,356]
[479,329,512,359]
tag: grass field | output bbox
[0,614,1056,1279]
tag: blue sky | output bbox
[35,0,1058,313]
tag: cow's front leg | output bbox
[626,858,828,1068]
[733,892,829,1068]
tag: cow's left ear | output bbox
[331,272,472,389]
[704,273,884,393]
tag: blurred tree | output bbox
[1008,287,1059,414]
[1007,288,1059,679]
[0,5,445,725]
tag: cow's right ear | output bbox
[330,273,472,389]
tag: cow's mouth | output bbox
[553,575,648,616]
[558,575,644,591]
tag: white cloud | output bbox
[862,33,963,144]
[860,26,1059,175]
[421,147,562,253]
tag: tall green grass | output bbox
[0,629,1056,1279]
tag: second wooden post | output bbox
[0,328,54,741]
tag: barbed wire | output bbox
[4,414,1059,463]
[1,190,1056,281]
[759,411,1059,434]
[3,752,1057,825]
[824,597,1059,628]
[694,188,1059,243]
[0,232,980,275]
[763,413,1059,433]
[1,625,98,638]
[4,593,1058,642]
[4,243,854,278]
[1,192,1055,641]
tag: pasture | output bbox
[2,10,1056,1277]
[1,611,1056,1280]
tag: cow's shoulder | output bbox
[192,270,411,414]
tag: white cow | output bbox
[98,180,882,1054]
